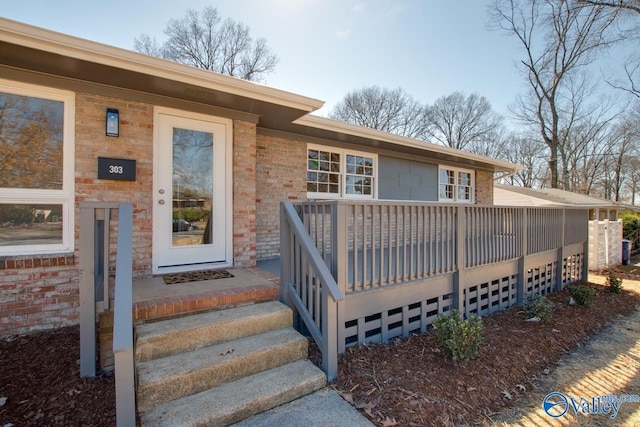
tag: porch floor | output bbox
[131,267,280,323]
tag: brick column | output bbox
[233,121,257,267]
[475,170,494,204]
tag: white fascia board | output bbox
[0,17,325,112]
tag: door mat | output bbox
[163,269,234,284]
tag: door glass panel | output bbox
[172,128,213,247]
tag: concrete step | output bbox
[135,300,292,362]
[139,359,327,427]
[137,327,308,412]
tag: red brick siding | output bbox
[255,134,307,259]
[0,255,77,336]
[0,93,155,337]
[75,93,154,278]
[475,170,494,205]
[233,121,257,267]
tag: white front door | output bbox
[153,108,232,273]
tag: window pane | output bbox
[0,93,64,189]
[0,204,63,246]
[458,186,471,200]
[458,172,471,186]
[440,184,454,200]
[440,169,455,185]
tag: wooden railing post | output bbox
[79,206,96,378]
[322,287,338,381]
[332,202,348,354]
[556,209,567,291]
[113,203,135,427]
[517,208,528,305]
[279,202,292,307]
[453,206,466,315]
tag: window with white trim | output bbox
[307,145,376,199]
[0,80,75,254]
[439,167,474,203]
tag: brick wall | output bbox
[233,121,258,267]
[0,255,77,336]
[0,93,154,338]
[256,133,307,259]
[75,93,154,277]
[475,170,494,205]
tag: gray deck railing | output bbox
[281,201,589,379]
[112,204,135,426]
[79,203,135,426]
[280,202,344,381]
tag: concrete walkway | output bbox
[231,388,373,427]
[489,272,640,426]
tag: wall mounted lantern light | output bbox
[106,108,119,137]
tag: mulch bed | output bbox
[0,326,115,426]
[327,283,640,426]
[1,281,638,426]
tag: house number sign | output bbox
[98,157,136,181]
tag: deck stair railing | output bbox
[280,202,344,381]
[79,203,135,426]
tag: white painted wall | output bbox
[588,219,622,270]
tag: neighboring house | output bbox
[0,18,521,337]
[494,184,626,270]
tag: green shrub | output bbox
[524,293,554,322]
[433,310,483,361]
[606,275,623,294]
[621,213,640,249]
[569,284,596,307]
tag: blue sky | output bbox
[2,0,526,118]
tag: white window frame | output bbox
[438,166,475,203]
[306,144,377,200]
[0,79,75,255]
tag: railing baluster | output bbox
[372,204,378,288]
[387,205,392,285]
[363,204,369,289]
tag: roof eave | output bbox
[0,17,324,113]
[295,115,524,173]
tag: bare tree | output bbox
[134,7,277,82]
[490,0,620,188]
[424,92,504,151]
[579,0,640,14]
[579,0,640,98]
[626,156,640,204]
[330,86,429,139]
[500,133,548,187]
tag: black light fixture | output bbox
[106,108,119,137]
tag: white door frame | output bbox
[152,106,233,274]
